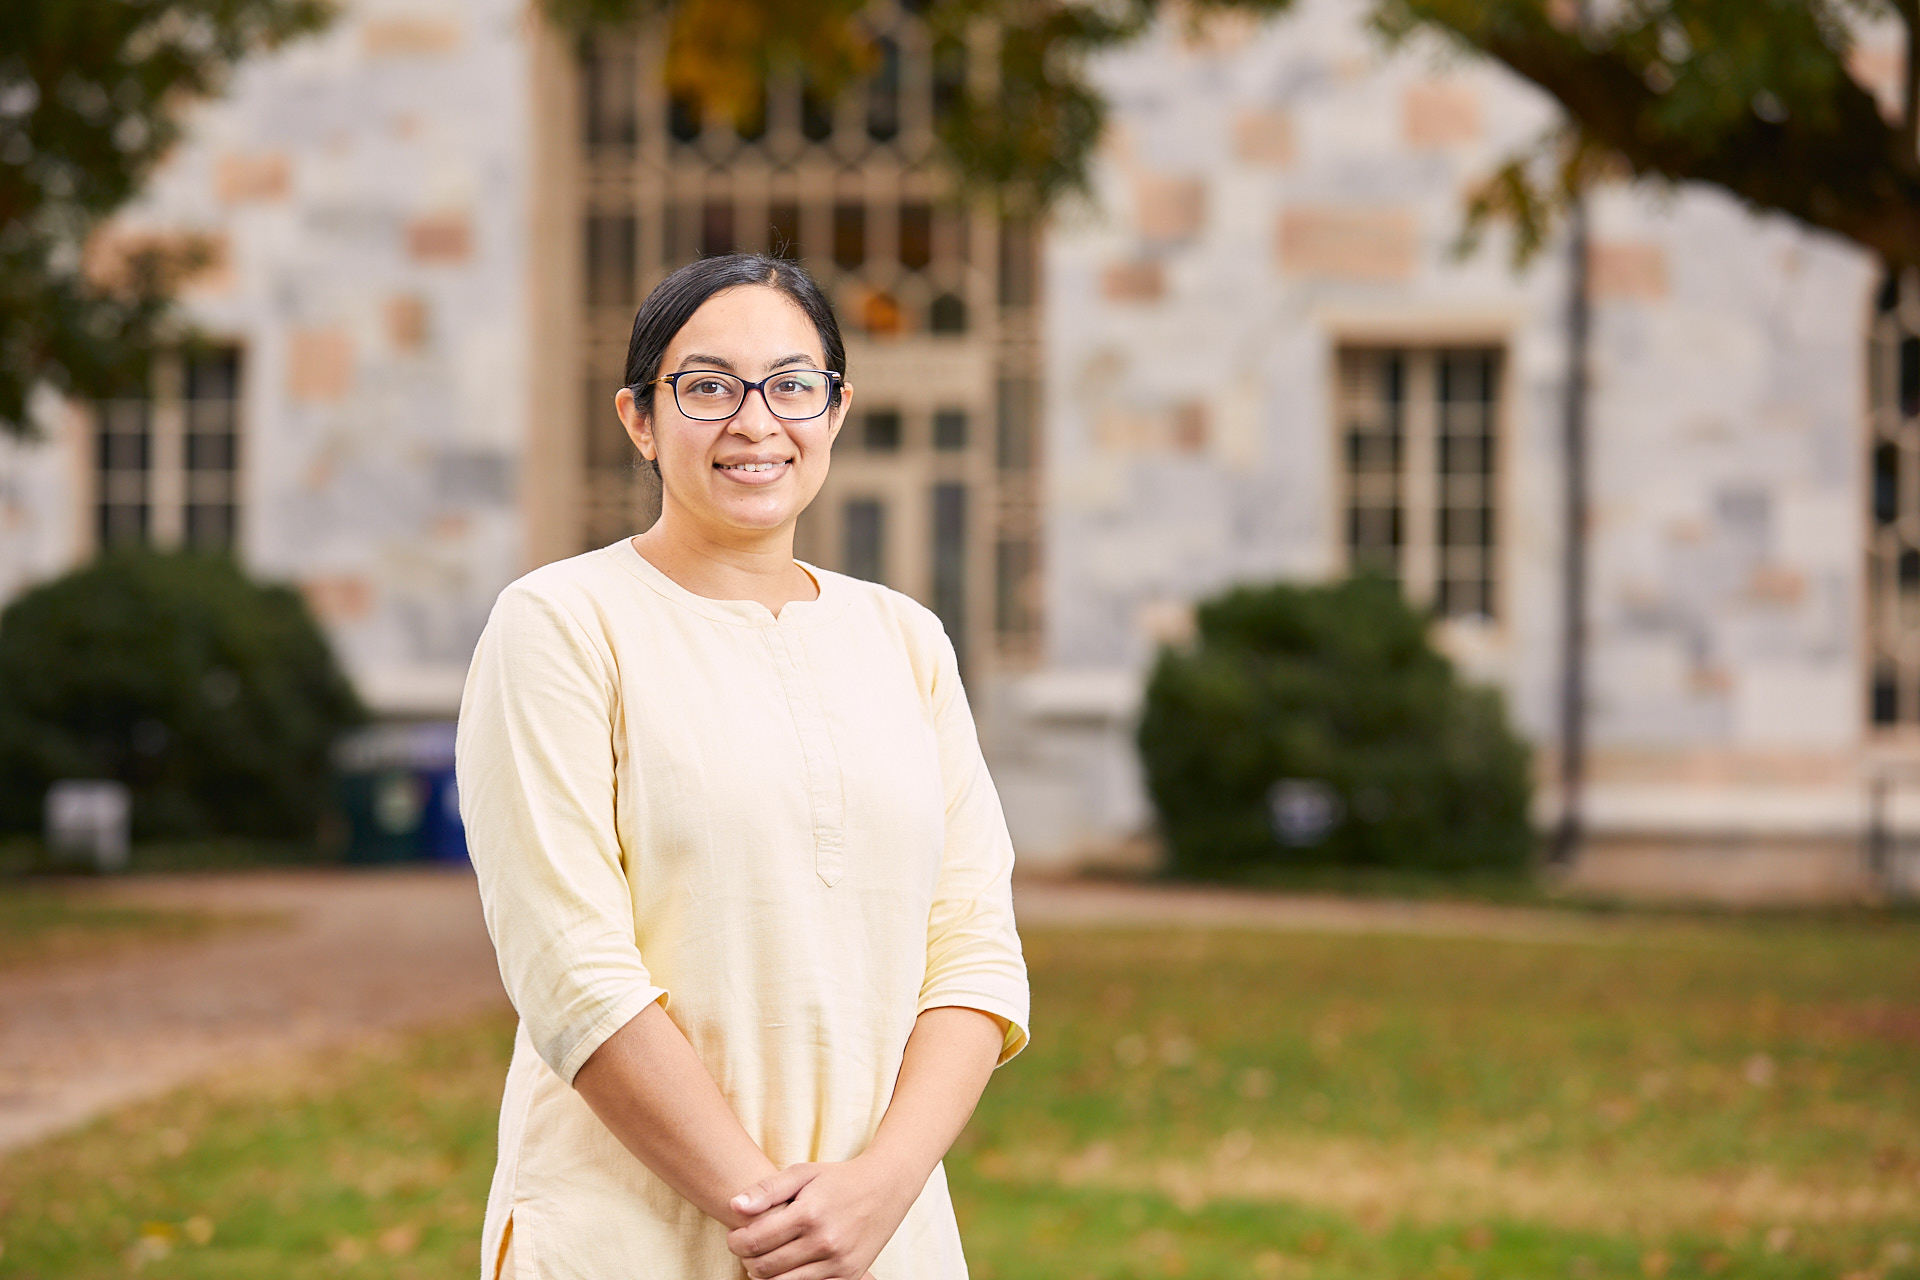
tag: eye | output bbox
[685,377,734,398]
[770,376,809,395]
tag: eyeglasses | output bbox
[646,368,843,422]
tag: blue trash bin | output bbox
[333,722,468,864]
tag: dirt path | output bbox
[0,869,508,1154]
[0,870,1635,1156]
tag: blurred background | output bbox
[0,1,1917,1277]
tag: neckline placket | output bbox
[763,627,846,887]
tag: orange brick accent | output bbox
[1134,175,1207,242]
[287,329,353,403]
[82,227,230,297]
[406,213,472,263]
[300,576,373,622]
[1278,207,1417,282]
[385,296,429,352]
[1232,109,1296,167]
[1589,242,1668,300]
[1172,401,1208,452]
[215,152,290,204]
[1093,404,1209,454]
[1403,81,1481,148]
[362,17,461,56]
[1746,565,1807,606]
[1101,261,1165,303]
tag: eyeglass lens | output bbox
[674,371,832,421]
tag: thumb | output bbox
[729,1163,819,1217]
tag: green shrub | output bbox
[0,549,365,840]
[1136,576,1534,878]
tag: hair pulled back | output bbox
[623,254,846,414]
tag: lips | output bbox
[713,457,793,484]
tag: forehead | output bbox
[665,285,824,365]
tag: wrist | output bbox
[852,1143,933,1213]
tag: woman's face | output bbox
[617,285,848,545]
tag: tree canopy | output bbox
[0,0,331,436]
[550,0,1918,268]
[6,0,1905,435]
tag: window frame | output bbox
[1328,327,1512,633]
[87,345,246,557]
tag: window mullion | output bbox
[148,353,187,549]
[1402,350,1439,609]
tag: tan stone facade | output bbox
[0,0,1909,899]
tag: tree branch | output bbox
[1391,0,1920,269]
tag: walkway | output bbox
[0,869,1627,1154]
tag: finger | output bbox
[726,1205,806,1260]
[731,1164,819,1217]
[735,1233,831,1279]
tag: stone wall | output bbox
[1000,0,1881,888]
[0,0,533,715]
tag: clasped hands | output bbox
[724,1153,917,1280]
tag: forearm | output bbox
[572,1000,778,1227]
[862,1005,1005,1188]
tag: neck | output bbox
[631,505,815,616]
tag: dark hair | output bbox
[623,254,846,414]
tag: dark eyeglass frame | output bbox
[643,368,845,422]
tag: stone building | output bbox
[0,0,1904,898]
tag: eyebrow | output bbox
[674,352,818,373]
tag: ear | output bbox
[615,386,655,461]
[826,382,852,446]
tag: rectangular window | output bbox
[899,203,932,271]
[94,347,244,553]
[933,408,968,451]
[998,218,1036,308]
[866,37,901,142]
[1337,345,1501,620]
[584,213,637,308]
[833,203,866,270]
[863,409,902,452]
[581,36,639,151]
[1435,350,1499,619]
[770,201,802,261]
[996,376,1034,472]
[844,498,886,584]
[701,200,735,258]
[182,349,241,549]
[932,482,967,665]
[95,398,150,549]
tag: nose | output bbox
[726,385,780,438]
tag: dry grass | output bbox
[0,912,1915,1279]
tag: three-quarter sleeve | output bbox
[915,623,1032,1064]
[456,582,668,1084]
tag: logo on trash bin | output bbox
[1266,778,1343,848]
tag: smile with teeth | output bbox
[716,460,790,473]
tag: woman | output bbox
[456,253,1030,1280]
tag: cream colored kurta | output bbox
[456,540,1030,1280]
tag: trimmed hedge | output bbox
[0,550,364,840]
[1137,576,1533,878]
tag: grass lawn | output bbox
[0,885,229,972]
[1,915,1916,1279]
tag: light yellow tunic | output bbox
[456,540,1031,1280]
